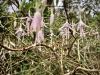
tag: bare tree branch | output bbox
[0,43,50,51]
[65,67,100,75]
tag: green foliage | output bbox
[19,0,26,11]
[25,2,35,11]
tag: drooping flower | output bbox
[93,31,99,39]
[27,17,31,22]
[26,17,31,36]
[77,17,89,38]
[15,26,23,34]
[14,20,17,28]
[15,26,24,42]
[35,30,44,43]
[30,11,42,32]
[59,20,71,30]
[40,17,47,28]
[77,19,85,31]
[41,0,47,5]
[41,21,45,28]
[1,53,6,60]
[59,20,71,39]
[50,8,54,26]
[49,30,55,46]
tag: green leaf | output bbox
[2,0,8,7]
[25,2,35,11]
[19,0,26,11]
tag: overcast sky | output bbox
[8,0,100,17]
[8,0,29,13]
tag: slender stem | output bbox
[9,52,12,75]
[60,48,64,75]
[77,39,80,61]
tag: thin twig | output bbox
[64,67,100,75]
[0,66,7,75]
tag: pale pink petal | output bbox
[59,20,70,30]
[41,0,47,4]
[30,11,42,32]
[26,17,31,35]
[41,20,45,28]
[27,17,31,22]
[59,20,71,39]
[15,26,23,34]
[35,30,44,43]
[50,13,54,26]
[15,26,23,42]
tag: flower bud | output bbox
[41,21,45,28]
[41,0,47,5]
[27,17,31,22]
[41,17,47,28]
[26,17,31,36]
[15,26,23,42]
[35,30,44,43]
[15,26,23,34]
[50,8,54,26]
[30,11,42,32]
[50,14,54,26]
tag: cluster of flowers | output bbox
[14,0,55,44]
[14,0,99,45]
[59,18,90,40]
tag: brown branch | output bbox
[9,0,18,8]
[15,0,19,8]
[64,67,100,75]
[76,67,100,72]
[0,43,50,51]
[0,43,59,60]
[0,66,7,75]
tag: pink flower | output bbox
[30,11,42,32]
[15,26,23,34]
[26,17,31,36]
[35,30,44,43]
[50,13,54,26]
[80,28,85,38]
[27,17,31,22]
[41,20,45,28]
[40,18,47,28]
[50,8,54,26]
[77,20,85,31]
[59,20,71,30]
[15,26,23,42]
[41,0,47,5]
[77,19,89,38]
[59,20,71,39]
[93,31,99,39]
[77,19,89,31]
